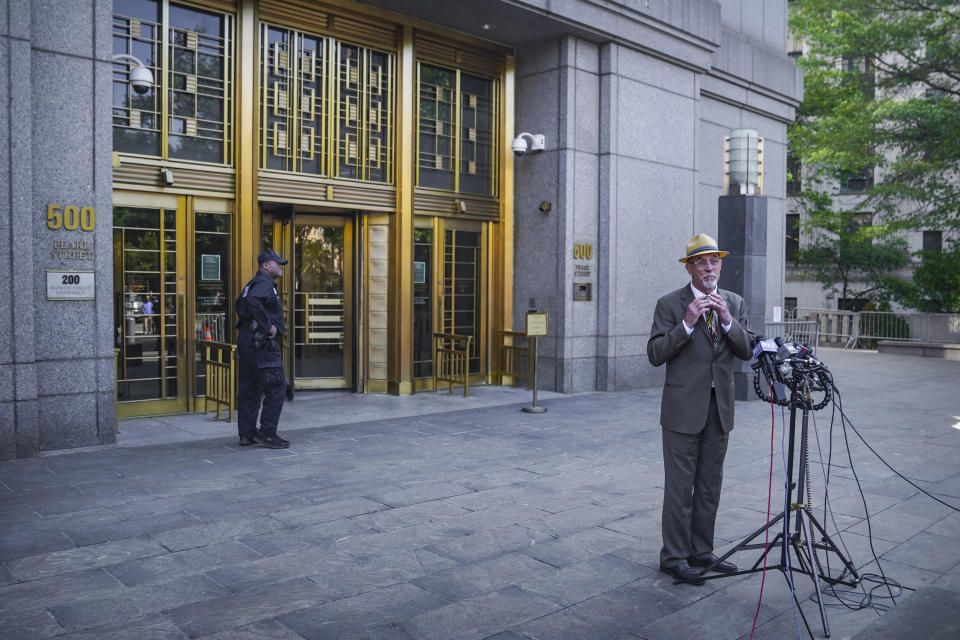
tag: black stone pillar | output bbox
[718,195,767,400]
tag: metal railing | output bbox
[762,321,821,353]
[497,330,532,389]
[196,313,227,343]
[795,308,859,348]
[204,341,236,421]
[794,308,920,349]
[433,332,472,397]
[858,311,916,345]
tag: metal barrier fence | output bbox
[433,332,473,397]
[858,311,916,345]
[497,330,532,389]
[204,341,236,421]
[762,321,821,353]
[795,308,921,349]
[196,313,227,343]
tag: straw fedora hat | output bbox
[678,233,729,263]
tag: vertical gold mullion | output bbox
[500,56,515,335]
[453,70,461,193]
[224,16,233,165]
[391,24,415,393]
[291,33,301,173]
[259,23,267,169]
[389,54,396,183]
[161,0,170,160]
[433,217,442,346]
[481,221,491,379]
[414,62,420,188]
[327,38,338,178]
[357,47,370,180]
[236,0,259,293]
[183,196,196,408]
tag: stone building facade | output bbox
[0,0,801,459]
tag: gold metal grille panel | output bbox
[414,190,499,220]
[114,162,235,193]
[260,21,395,183]
[258,174,396,210]
[415,35,504,76]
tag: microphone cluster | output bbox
[751,336,832,409]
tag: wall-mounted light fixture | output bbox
[454,199,467,213]
[724,128,763,195]
[511,132,546,157]
[112,54,154,95]
[160,168,175,186]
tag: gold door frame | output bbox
[285,213,355,390]
[113,191,233,417]
[412,216,487,391]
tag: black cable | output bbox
[831,379,960,513]
[830,378,897,606]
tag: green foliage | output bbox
[890,242,960,312]
[793,206,910,306]
[790,0,960,230]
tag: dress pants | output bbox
[237,340,286,438]
[660,390,729,568]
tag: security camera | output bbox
[511,132,546,157]
[113,54,154,95]
[130,64,153,94]
[512,137,528,157]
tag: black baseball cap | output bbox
[257,248,288,265]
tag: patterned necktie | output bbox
[706,309,721,351]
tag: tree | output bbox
[793,197,910,308]
[889,242,960,311]
[790,0,960,231]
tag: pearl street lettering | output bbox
[51,239,94,260]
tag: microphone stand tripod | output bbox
[699,372,860,638]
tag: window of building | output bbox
[838,167,874,193]
[418,63,498,196]
[112,0,234,164]
[923,230,943,252]
[259,24,395,182]
[844,211,873,231]
[842,55,875,100]
[787,153,801,195]
[786,213,800,262]
[838,298,868,312]
[784,297,797,318]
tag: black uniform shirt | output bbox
[241,270,285,336]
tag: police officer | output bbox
[236,248,290,449]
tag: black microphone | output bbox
[752,335,789,403]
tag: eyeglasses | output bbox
[691,257,722,269]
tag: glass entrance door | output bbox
[412,218,486,389]
[113,194,232,417]
[292,216,353,389]
[443,225,483,374]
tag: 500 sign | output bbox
[47,205,96,231]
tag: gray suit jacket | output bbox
[647,285,753,434]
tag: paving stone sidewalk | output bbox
[1,348,959,639]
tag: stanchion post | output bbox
[522,312,548,414]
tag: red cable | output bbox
[749,388,777,639]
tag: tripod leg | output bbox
[780,569,817,640]
[799,509,830,637]
[807,511,860,585]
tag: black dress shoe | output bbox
[690,554,737,574]
[254,433,290,449]
[660,561,705,585]
[238,435,257,446]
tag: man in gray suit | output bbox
[647,233,753,585]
